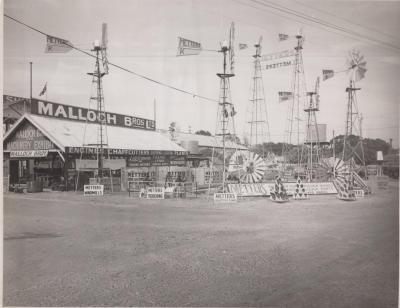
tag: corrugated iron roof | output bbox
[4,114,187,153]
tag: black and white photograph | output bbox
[2,0,399,307]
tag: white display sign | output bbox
[354,190,365,198]
[228,182,337,197]
[84,185,104,196]
[147,187,165,199]
[214,193,237,203]
[10,150,48,158]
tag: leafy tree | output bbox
[195,130,212,136]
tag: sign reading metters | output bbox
[31,99,156,131]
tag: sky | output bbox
[3,0,400,147]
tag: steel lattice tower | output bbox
[245,37,271,152]
[282,34,307,174]
[342,80,366,172]
[303,77,321,181]
[86,44,109,179]
[215,44,236,192]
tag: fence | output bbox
[127,180,199,198]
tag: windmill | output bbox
[230,35,270,184]
[228,151,267,183]
[343,49,367,177]
[77,23,112,191]
[215,22,237,192]
[281,30,308,179]
[303,76,321,181]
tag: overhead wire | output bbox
[4,14,220,104]
[293,0,400,43]
[240,0,400,52]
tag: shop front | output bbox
[3,99,189,192]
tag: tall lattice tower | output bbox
[214,23,237,192]
[79,24,111,187]
[245,36,271,151]
[342,50,367,176]
[303,77,321,181]
[282,33,307,174]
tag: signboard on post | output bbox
[214,193,237,203]
[84,185,104,196]
[146,187,165,199]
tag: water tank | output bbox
[180,140,199,154]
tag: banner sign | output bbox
[6,122,56,151]
[30,99,156,131]
[10,150,48,158]
[66,147,187,158]
[264,60,293,70]
[260,49,295,62]
[214,193,237,203]
[177,37,202,56]
[228,182,337,196]
[45,35,73,53]
[76,159,98,170]
[146,187,165,199]
[84,185,104,196]
[127,155,186,167]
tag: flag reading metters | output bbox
[30,99,156,130]
[177,37,202,56]
[45,35,73,53]
[278,91,293,102]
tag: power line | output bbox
[4,14,219,104]
[242,0,400,52]
[293,0,400,43]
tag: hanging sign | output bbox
[214,193,237,203]
[45,35,73,53]
[30,99,156,131]
[84,185,104,196]
[260,49,295,62]
[264,60,293,70]
[177,37,202,56]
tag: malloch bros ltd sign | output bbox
[30,99,156,131]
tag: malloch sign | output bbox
[30,99,156,131]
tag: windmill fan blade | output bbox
[229,22,235,74]
[102,23,108,48]
[358,61,367,69]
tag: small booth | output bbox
[3,99,188,192]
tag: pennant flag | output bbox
[278,91,293,102]
[239,43,248,50]
[177,37,202,56]
[39,83,47,96]
[278,33,289,41]
[45,35,73,53]
[322,69,335,81]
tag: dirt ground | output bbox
[3,181,399,307]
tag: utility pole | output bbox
[28,61,32,113]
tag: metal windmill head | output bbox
[101,23,109,74]
[255,36,263,57]
[346,49,367,82]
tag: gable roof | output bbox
[4,114,187,153]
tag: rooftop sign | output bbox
[30,99,156,131]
